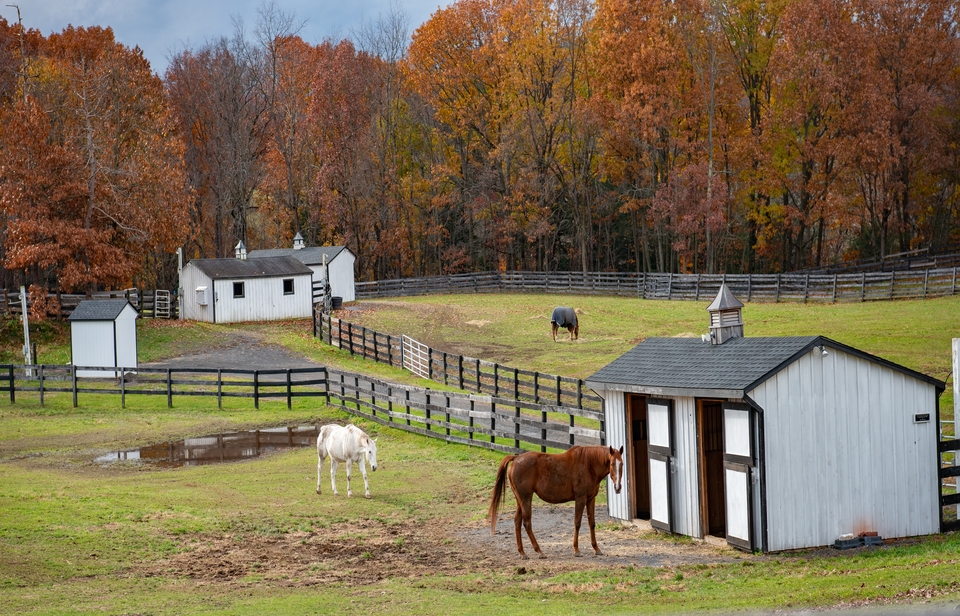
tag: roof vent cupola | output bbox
[706,283,744,345]
[293,232,305,250]
[235,240,247,260]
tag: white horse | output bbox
[316,424,379,498]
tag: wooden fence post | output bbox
[556,374,561,406]
[286,369,292,410]
[8,365,13,403]
[405,389,411,426]
[387,384,393,423]
[923,269,929,298]
[458,355,464,390]
[469,399,475,442]
[254,370,259,409]
[167,369,173,408]
[119,368,123,409]
[890,272,896,300]
[72,365,77,407]
[445,395,451,436]
[476,358,481,392]
[443,352,448,385]
[860,273,866,301]
[39,365,44,406]
[534,372,540,404]
[425,392,431,433]
[832,274,838,303]
[494,363,499,397]
[427,348,433,380]
[217,369,223,409]
[775,274,781,303]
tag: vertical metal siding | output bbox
[330,253,356,302]
[115,306,138,369]
[602,390,631,520]
[213,274,313,323]
[672,396,702,538]
[181,265,214,322]
[750,347,939,551]
[72,321,116,377]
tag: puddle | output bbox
[95,425,320,468]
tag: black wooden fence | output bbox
[1,288,177,319]
[314,311,603,415]
[355,268,960,303]
[0,363,603,455]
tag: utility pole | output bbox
[20,285,32,376]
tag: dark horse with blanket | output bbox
[488,446,624,559]
[550,306,579,342]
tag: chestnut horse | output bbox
[488,445,624,559]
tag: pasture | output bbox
[1,294,959,614]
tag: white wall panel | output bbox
[602,391,630,520]
[329,253,356,302]
[72,321,116,377]
[672,397,701,538]
[750,346,939,551]
[115,306,138,370]
[181,265,214,322]
[212,274,313,324]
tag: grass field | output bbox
[0,294,958,614]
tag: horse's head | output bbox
[608,446,624,494]
[365,437,378,471]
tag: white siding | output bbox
[328,252,356,302]
[72,321,117,377]
[750,347,939,551]
[181,264,215,323]
[671,396,702,538]
[212,274,313,323]
[115,305,138,370]
[602,390,631,520]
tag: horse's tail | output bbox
[488,454,515,535]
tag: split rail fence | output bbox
[1,288,177,319]
[355,268,960,303]
[0,363,604,455]
[314,312,603,417]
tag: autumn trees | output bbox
[3,0,959,298]
[0,23,189,301]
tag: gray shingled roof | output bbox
[586,335,944,394]
[68,299,136,321]
[187,256,313,279]
[246,246,350,266]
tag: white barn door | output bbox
[648,399,675,532]
[723,403,755,550]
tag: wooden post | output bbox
[534,371,540,404]
[775,274,781,303]
[458,355,464,390]
[119,368,123,409]
[577,380,583,410]
[890,271,896,300]
[39,364,44,406]
[443,352,448,385]
[218,369,223,409]
[556,374,561,406]
[832,274,838,303]
[286,369,292,410]
[860,273,866,301]
[254,370,259,409]
[425,392,431,433]
[387,384,393,423]
[923,269,929,298]
[371,381,376,418]
[747,275,752,302]
[445,395,450,436]
[427,348,433,380]
[167,369,173,408]
[803,274,809,302]
[8,365,13,403]
[476,358,481,392]
[72,365,77,407]
[469,399,474,442]
[695,274,701,301]
[405,389,411,426]
[541,406,547,453]
[494,363,499,397]
[514,367,519,400]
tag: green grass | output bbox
[1,294,959,614]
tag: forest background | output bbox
[1,0,959,312]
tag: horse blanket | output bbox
[551,306,578,328]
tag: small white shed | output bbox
[180,256,314,323]
[586,285,946,552]
[68,299,139,377]
[248,239,356,303]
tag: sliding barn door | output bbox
[723,403,755,550]
[647,399,675,532]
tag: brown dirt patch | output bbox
[137,504,751,587]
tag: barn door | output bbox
[647,398,675,532]
[722,403,755,550]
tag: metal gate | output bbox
[154,290,171,319]
[647,398,674,532]
[723,403,755,550]
[401,335,430,380]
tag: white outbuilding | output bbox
[248,235,356,303]
[68,299,139,377]
[180,256,314,323]
[586,284,947,552]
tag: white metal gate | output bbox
[648,398,674,532]
[401,335,430,380]
[154,290,171,319]
[723,402,755,550]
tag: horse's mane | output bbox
[571,445,610,469]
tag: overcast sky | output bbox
[0,0,445,76]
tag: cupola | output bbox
[235,240,247,260]
[293,232,305,250]
[706,283,744,344]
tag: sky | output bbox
[0,0,446,76]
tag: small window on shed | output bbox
[283,278,294,295]
[233,281,245,298]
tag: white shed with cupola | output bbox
[248,235,356,303]
[586,285,946,552]
[68,299,139,377]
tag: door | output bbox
[698,400,726,536]
[628,395,650,519]
[647,398,674,532]
[722,402,755,550]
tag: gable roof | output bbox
[246,246,353,266]
[68,299,137,321]
[186,256,313,279]
[585,335,944,397]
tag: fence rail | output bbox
[315,312,603,415]
[0,363,603,455]
[1,288,178,319]
[355,268,960,303]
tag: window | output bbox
[233,281,245,298]
[283,278,294,295]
